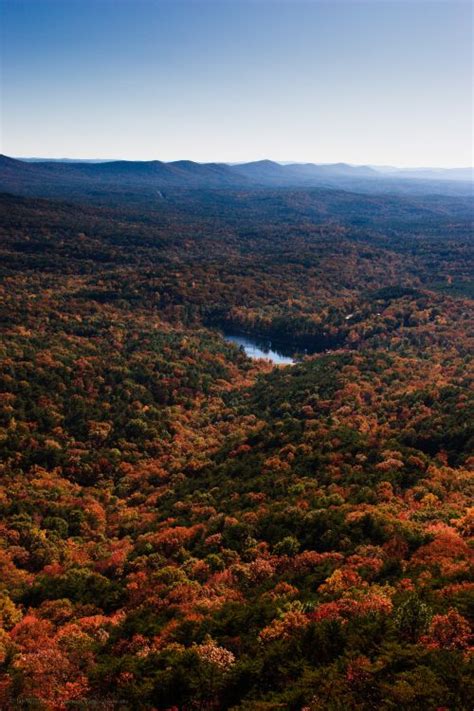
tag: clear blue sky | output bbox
[0,0,472,166]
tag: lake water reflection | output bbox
[224,333,295,365]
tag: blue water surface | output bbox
[224,333,295,365]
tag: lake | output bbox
[224,333,296,365]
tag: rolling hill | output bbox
[0,154,472,203]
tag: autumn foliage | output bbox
[0,189,472,709]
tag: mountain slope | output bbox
[0,155,248,197]
[0,154,472,202]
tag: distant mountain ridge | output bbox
[371,165,473,182]
[0,154,472,201]
[18,156,473,181]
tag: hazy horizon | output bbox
[6,155,474,171]
[2,154,474,172]
[1,0,472,169]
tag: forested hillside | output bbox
[0,187,472,709]
[1,155,472,201]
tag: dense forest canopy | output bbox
[0,180,472,709]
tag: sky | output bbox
[0,0,472,167]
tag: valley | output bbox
[0,179,472,708]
